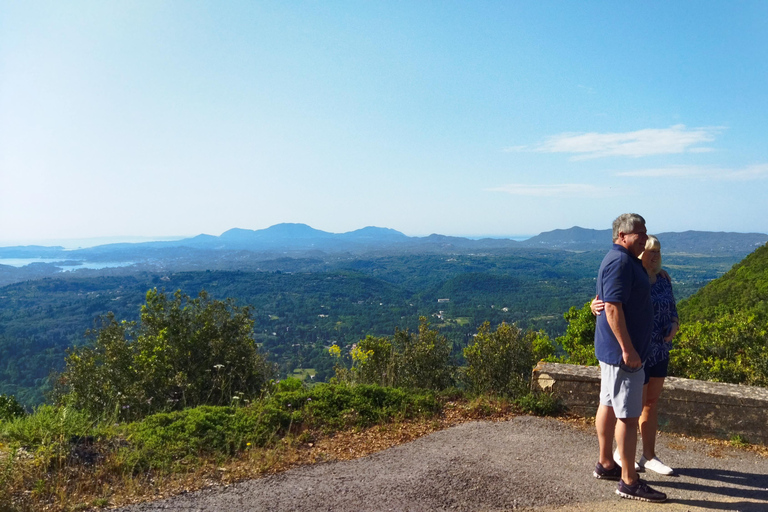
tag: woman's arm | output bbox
[590,295,605,316]
[663,274,679,341]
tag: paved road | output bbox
[118,416,768,511]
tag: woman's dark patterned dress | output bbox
[645,274,678,368]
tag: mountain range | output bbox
[2,224,767,261]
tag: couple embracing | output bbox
[591,213,679,503]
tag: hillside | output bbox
[2,225,765,406]
[678,242,768,322]
[672,242,768,387]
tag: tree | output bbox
[57,289,275,420]
[670,311,768,386]
[463,322,537,397]
[395,318,453,391]
[0,394,25,422]
[555,302,598,366]
[341,317,453,390]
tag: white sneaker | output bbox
[639,455,675,475]
[613,448,642,471]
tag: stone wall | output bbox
[531,361,768,445]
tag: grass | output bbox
[0,378,571,512]
[730,434,751,448]
[0,384,560,511]
[0,381,445,511]
[290,368,317,381]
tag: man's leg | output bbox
[616,417,639,484]
[596,403,617,469]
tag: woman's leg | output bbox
[639,376,665,459]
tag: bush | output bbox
[396,319,453,391]
[0,404,99,472]
[351,335,398,387]
[121,382,440,471]
[123,405,273,471]
[670,311,768,386]
[463,322,536,398]
[555,302,598,366]
[0,394,25,422]
[57,289,275,421]
[515,392,563,416]
[1,404,94,447]
[342,318,453,391]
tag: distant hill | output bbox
[519,227,612,249]
[1,224,766,288]
[519,226,768,256]
[4,223,765,258]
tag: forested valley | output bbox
[0,248,740,406]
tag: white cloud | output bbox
[506,125,724,160]
[487,183,610,198]
[616,164,768,181]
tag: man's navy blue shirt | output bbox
[594,244,653,365]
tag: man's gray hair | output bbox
[612,213,646,242]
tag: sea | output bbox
[0,258,133,271]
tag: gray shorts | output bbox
[599,361,645,419]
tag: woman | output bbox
[592,235,679,475]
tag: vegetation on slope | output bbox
[0,289,559,511]
[670,243,768,385]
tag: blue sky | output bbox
[2,1,767,245]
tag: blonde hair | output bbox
[641,235,662,274]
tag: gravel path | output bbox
[117,416,768,511]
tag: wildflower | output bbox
[214,364,224,370]
[232,396,240,400]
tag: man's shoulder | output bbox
[600,245,632,269]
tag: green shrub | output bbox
[57,289,275,421]
[348,318,453,391]
[670,311,768,386]
[463,322,536,398]
[515,392,563,416]
[0,394,25,422]
[352,335,398,387]
[124,405,275,470]
[1,404,94,447]
[555,302,598,366]
[121,382,439,471]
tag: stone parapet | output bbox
[531,361,768,445]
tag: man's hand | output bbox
[604,302,641,368]
[622,348,642,369]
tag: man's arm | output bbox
[604,302,641,368]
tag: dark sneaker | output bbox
[616,478,667,502]
[593,462,622,480]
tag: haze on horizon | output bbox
[2,1,767,245]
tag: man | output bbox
[592,213,667,503]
